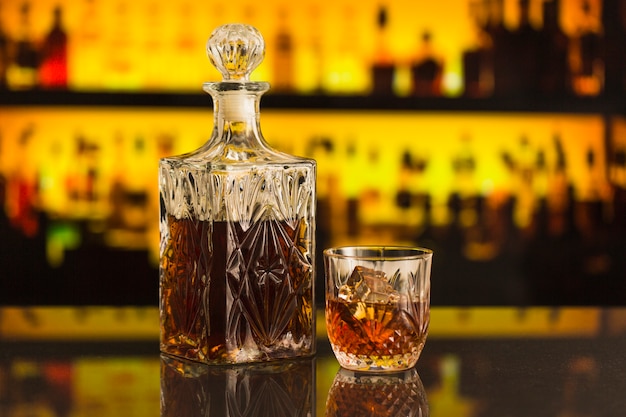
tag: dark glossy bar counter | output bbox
[1,306,624,416]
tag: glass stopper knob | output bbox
[207,23,265,82]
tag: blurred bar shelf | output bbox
[1,90,624,114]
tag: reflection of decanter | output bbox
[160,354,315,417]
[159,24,316,364]
[326,368,428,417]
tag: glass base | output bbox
[330,344,423,372]
[160,340,316,366]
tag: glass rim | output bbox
[323,245,433,261]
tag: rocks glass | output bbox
[324,246,432,372]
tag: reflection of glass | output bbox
[326,367,428,417]
[160,354,315,417]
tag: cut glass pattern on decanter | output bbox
[159,24,316,364]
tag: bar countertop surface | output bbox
[1,306,625,416]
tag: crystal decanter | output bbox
[159,24,316,364]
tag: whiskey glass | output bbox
[324,246,432,372]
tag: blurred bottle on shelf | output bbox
[602,0,626,96]
[571,0,604,96]
[0,2,9,89]
[609,146,626,188]
[65,136,80,204]
[512,135,537,231]
[39,6,68,89]
[531,147,549,209]
[66,133,101,214]
[121,135,149,232]
[462,0,494,98]
[107,132,127,230]
[359,145,387,227]
[608,143,626,236]
[574,147,613,290]
[37,138,66,216]
[394,148,430,237]
[511,0,540,97]
[7,2,39,89]
[272,8,295,92]
[169,1,204,90]
[547,134,579,240]
[0,133,6,217]
[371,5,395,96]
[342,140,363,237]
[70,0,103,90]
[485,0,516,97]
[395,150,413,219]
[537,0,571,96]
[84,145,100,206]
[451,134,480,245]
[6,124,39,237]
[323,5,367,94]
[298,4,324,93]
[410,31,444,97]
[104,2,139,89]
[141,1,166,89]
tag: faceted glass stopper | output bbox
[207,23,265,81]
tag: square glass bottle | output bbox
[159,24,316,364]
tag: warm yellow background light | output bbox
[0,0,604,94]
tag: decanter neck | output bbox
[204,81,269,120]
[217,91,257,120]
[204,81,270,153]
